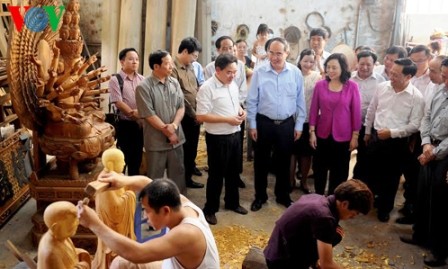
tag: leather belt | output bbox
[257,114,293,125]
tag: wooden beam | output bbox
[171,0,197,53]
[143,0,167,76]
[100,0,120,113]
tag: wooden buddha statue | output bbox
[92,148,136,268]
[37,201,91,269]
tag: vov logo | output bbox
[8,5,65,32]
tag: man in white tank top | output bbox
[77,172,220,269]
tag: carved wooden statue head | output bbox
[43,201,79,240]
[101,148,125,173]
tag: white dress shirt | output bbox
[204,60,247,105]
[364,81,424,138]
[351,71,386,123]
[196,75,241,135]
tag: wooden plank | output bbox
[170,0,197,54]
[118,0,142,71]
[196,0,212,66]
[100,0,120,113]
[143,0,167,76]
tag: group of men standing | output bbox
[109,30,448,267]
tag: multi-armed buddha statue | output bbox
[7,0,114,180]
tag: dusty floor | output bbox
[0,143,440,268]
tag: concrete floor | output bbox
[0,151,439,268]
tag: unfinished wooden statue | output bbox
[92,148,136,269]
[37,201,91,269]
[7,0,114,180]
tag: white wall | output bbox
[406,14,448,45]
[210,0,396,60]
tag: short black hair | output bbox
[354,45,373,54]
[441,57,448,68]
[297,48,315,70]
[409,44,431,57]
[394,58,417,77]
[334,179,373,215]
[235,39,247,46]
[324,53,351,84]
[139,178,182,213]
[119,48,138,61]
[309,27,329,39]
[215,36,234,49]
[148,50,170,70]
[178,37,202,54]
[357,50,378,63]
[385,45,408,58]
[215,53,238,70]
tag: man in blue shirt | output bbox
[246,37,306,211]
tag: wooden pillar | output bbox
[171,0,197,55]
[118,0,143,71]
[143,0,168,76]
[196,0,211,65]
[100,0,120,112]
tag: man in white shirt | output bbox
[399,45,432,225]
[308,28,331,74]
[205,36,247,188]
[374,45,407,81]
[409,45,432,94]
[197,53,248,225]
[364,58,424,222]
[351,50,385,181]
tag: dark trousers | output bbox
[353,126,368,181]
[413,164,432,244]
[313,136,350,195]
[366,132,408,214]
[203,132,241,214]
[254,114,294,202]
[402,132,422,214]
[181,115,200,183]
[427,157,448,259]
[116,119,143,176]
[238,120,245,174]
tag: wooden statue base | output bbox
[30,162,103,254]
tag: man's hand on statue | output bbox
[77,200,99,228]
[97,170,126,189]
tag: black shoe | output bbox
[226,205,248,215]
[396,216,414,225]
[238,177,246,188]
[251,199,265,212]
[399,235,421,246]
[377,212,390,222]
[424,254,446,267]
[186,180,204,188]
[205,213,217,225]
[276,198,293,208]
[193,167,202,176]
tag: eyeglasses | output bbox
[268,51,284,58]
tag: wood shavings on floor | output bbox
[211,225,269,268]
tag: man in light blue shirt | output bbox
[246,37,306,212]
